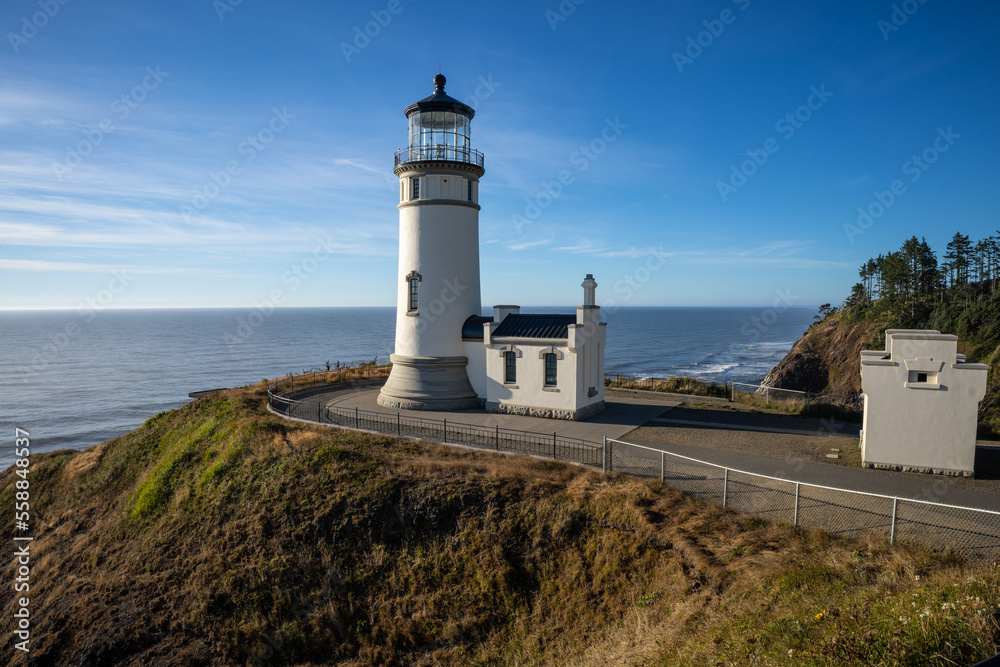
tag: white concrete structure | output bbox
[860,329,987,476]
[477,275,606,420]
[379,74,606,420]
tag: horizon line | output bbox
[0,304,821,312]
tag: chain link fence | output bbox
[603,373,730,397]
[731,381,862,412]
[606,438,1000,564]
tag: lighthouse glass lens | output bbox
[453,114,469,152]
[408,110,471,161]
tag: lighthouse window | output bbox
[411,177,419,200]
[408,278,419,311]
[405,271,421,313]
[408,110,471,161]
[544,353,557,386]
[467,180,473,201]
[504,352,516,384]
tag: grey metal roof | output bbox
[461,314,494,340]
[492,314,576,339]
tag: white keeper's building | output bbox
[377,74,606,420]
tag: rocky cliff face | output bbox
[761,315,883,395]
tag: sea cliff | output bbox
[761,314,882,396]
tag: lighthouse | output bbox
[377,74,486,410]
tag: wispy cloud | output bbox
[729,240,812,258]
[551,240,665,258]
[674,241,850,268]
[331,158,388,176]
[552,239,607,254]
[0,259,224,274]
[597,247,673,259]
[506,237,553,251]
[691,255,850,268]
[545,237,847,268]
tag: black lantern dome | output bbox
[403,73,475,118]
[395,74,484,169]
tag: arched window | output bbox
[406,271,421,313]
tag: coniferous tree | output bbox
[874,253,885,299]
[916,237,939,300]
[946,232,972,286]
[865,257,879,300]
[846,282,866,307]
[988,235,1000,292]
[857,262,871,303]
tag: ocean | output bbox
[0,306,814,468]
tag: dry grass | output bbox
[605,375,730,398]
[732,390,864,423]
[0,380,997,666]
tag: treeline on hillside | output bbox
[802,231,1000,423]
[829,231,1000,384]
[844,232,1000,319]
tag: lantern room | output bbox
[396,74,484,168]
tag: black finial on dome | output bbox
[404,72,475,119]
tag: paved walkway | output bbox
[318,387,679,443]
[647,417,860,438]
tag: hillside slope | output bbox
[1,383,997,666]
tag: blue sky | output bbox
[1,0,998,310]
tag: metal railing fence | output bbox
[267,378,602,466]
[270,365,391,393]
[605,437,1000,564]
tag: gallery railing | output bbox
[394,145,485,168]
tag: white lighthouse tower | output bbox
[378,74,486,410]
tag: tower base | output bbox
[377,354,482,411]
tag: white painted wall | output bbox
[484,340,578,413]
[481,278,606,419]
[860,330,987,475]
[464,339,488,399]
[569,305,605,410]
[393,165,482,359]
[399,172,477,205]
